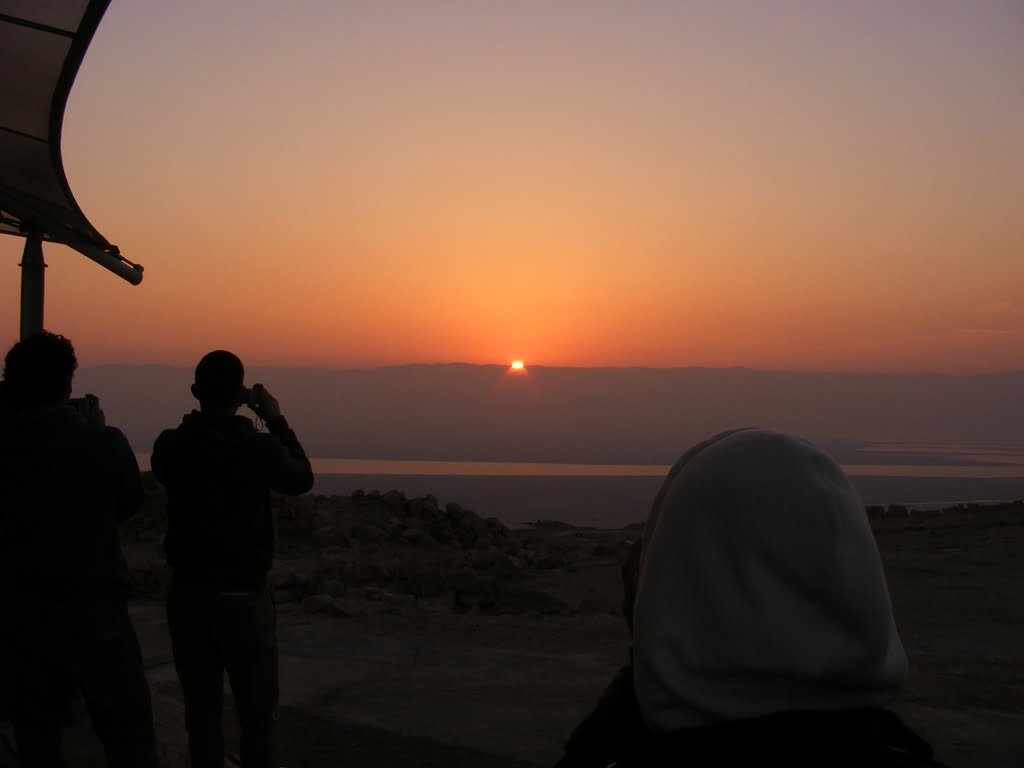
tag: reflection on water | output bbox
[135,442,1024,480]
[309,458,669,477]
[310,457,1024,479]
[842,464,1024,478]
[844,442,1024,478]
[135,444,1024,527]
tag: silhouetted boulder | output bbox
[124,484,626,615]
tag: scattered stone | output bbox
[380,490,406,510]
[301,594,334,614]
[329,598,365,617]
[527,519,577,530]
[126,478,651,615]
[321,579,346,597]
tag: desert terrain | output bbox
[2,475,1022,767]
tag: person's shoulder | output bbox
[79,423,134,454]
[153,416,193,447]
[153,425,181,443]
[234,414,261,435]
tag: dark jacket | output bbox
[151,410,313,590]
[0,405,142,600]
[556,665,945,768]
[642,707,945,767]
[556,663,646,768]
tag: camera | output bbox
[68,393,98,414]
[238,386,252,406]
[67,393,103,425]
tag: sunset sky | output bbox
[1,0,1022,372]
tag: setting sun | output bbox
[510,360,525,371]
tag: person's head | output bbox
[633,428,907,731]
[191,350,245,411]
[2,331,78,407]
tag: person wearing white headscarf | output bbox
[554,428,944,767]
[630,428,940,765]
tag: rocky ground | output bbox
[2,477,1022,767]
[122,476,643,619]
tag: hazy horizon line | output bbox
[81,361,1024,377]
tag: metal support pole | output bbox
[19,234,46,339]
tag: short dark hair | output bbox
[194,350,245,407]
[2,331,78,406]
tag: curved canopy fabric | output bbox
[0,0,141,283]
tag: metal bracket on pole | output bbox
[19,234,46,339]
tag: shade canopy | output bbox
[0,0,141,283]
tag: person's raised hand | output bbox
[70,393,106,426]
[247,383,282,421]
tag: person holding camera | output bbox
[0,331,157,767]
[151,349,313,768]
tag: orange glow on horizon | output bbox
[0,4,1021,374]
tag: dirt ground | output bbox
[2,500,1021,767]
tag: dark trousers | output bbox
[1,596,157,768]
[166,582,279,768]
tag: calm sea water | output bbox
[305,452,1024,481]
[136,443,1024,528]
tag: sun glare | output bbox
[510,360,526,371]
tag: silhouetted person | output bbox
[0,331,157,767]
[557,428,945,767]
[151,350,313,768]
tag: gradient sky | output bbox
[2,0,1022,371]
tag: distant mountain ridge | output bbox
[75,364,1024,464]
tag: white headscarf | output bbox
[633,428,908,731]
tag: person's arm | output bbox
[102,426,144,523]
[248,384,314,495]
[262,415,314,494]
[150,429,176,487]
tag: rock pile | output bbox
[124,475,630,617]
